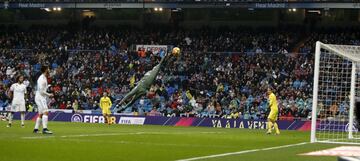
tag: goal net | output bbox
[311,41,360,144]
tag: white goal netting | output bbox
[311,41,360,144]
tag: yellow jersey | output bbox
[100,96,112,110]
[268,92,278,112]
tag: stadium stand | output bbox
[0,25,357,120]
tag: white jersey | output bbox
[36,74,49,99]
[35,74,50,114]
[10,83,27,103]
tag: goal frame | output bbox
[310,41,359,143]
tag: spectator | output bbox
[72,100,79,113]
[330,102,339,117]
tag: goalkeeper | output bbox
[116,48,179,111]
[266,87,280,135]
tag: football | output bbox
[172,47,181,57]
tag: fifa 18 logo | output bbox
[71,114,83,122]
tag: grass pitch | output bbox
[0,120,342,161]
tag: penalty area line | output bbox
[175,142,309,161]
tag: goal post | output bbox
[311,41,360,144]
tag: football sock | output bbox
[35,117,41,129]
[21,113,25,125]
[42,115,48,129]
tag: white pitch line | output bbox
[59,133,134,138]
[21,131,225,139]
[22,136,56,139]
[176,142,309,161]
[60,138,237,149]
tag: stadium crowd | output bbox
[0,26,296,53]
[299,27,360,53]
[0,25,354,120]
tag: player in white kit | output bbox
[33,65,53,134]
[7,75,27,128]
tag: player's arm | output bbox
[99,98,103,110]
[24,87,29,101]
[8,84,14,101]
[39,81,52,97]
[268,95,274,108]
[109,98,112,109]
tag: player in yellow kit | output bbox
[266,87,280,135]
[100,92,112,125]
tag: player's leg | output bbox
[42,111,53,134]
[273,121,280,135]
[7,103,17,127]
[103,112,108,124]
[124,91,146,108]
[37,98,52,134]
[118,87,139,106]
[104,108,111,125]
[42,100,53,134]
[20,102,26,127]
[102,107,109,124]
[34,97,43,133]
[267,110,280,135]
[116,95,135,113]
[7,112,14,127]
[267,111,275,134]
[34,114,42,133]
[20,112,25,127]
[106,114,111,125]
[272,110,280,135]
[266,118,273,134]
